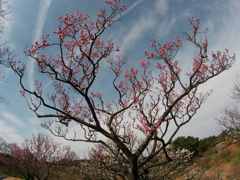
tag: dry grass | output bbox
[4,178,22,180]
[175,141,240,180]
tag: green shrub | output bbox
[172,136,218,156]
[172,136,200,154]
[198,136,217,153]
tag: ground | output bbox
[174,138,240,180]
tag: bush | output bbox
[172,136,200,154]
[172,136,218,156]
[198,136,217,153]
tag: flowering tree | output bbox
[3,134,77,180]
[10,1,235,179]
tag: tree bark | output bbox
[128,160,139,180]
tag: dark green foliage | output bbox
[198,136,217,153]
[172,136,200,154]
[172,136,218,155]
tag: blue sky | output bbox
[0,0,240,156]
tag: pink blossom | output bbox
[130,68,138,78]
[55,28,65,40]
[133,96,139,103]
[159,47,167,57]
[138,117,153,134]
[145,50,156,59]
[192,56,208,74]
[124,68,138,80]
[27,38,50,55]
[20,89,26,97]
[105,0,117,6]
[105,0,126,11]
[163,42,174,50]
[139,59,149,69]
[156,62,166,70]
[154,119,162,129]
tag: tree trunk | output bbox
[25,174,34,180]
[128,160,139,180]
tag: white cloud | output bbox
[155,0,168,16]
[156,16,176,38]
[0,111,24,128]
[0,111,24,143]
[27,0,53,91]
[119,0,169,56]
[0,121,23,143]
[120,16,156,56]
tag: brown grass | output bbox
[4,178,22,180]
[175,141,240,180]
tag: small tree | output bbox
[5,134,77,180]
[219,80,240,139]
[10,1,235,179]
[0,137,10,154]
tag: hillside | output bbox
[171,137,240,180]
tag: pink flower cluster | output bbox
[137,117,162,134]
[192,56,208,75]
[105,0,127,11]
[144,38,182,60]
[158,39,182,58]
[145,50,157,59]
[55,12,89,40]
[27,38,49,55]
[139,59,149,69]
[138,117,152,134]
[124,68,138,80]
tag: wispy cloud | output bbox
[0,111,24,143]
[119,0,169,56]
[114,0,145,21]
[120,16,156,56]
[154,0,169,16]
[27,0,53,90]
[0,111,24,128]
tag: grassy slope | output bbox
[173,138,240,180]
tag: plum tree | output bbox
[10,1,235,179]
